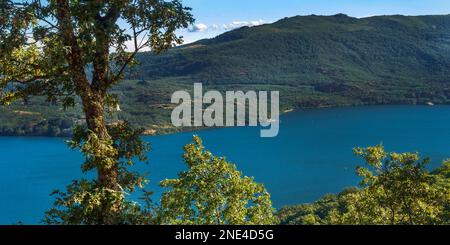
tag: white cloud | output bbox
[222,19,266,30]
[188,23,209,33]
[123,39,151,52]
[188,19,267,33]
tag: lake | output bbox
[1,105,449,224]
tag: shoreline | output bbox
[0,103,446,138]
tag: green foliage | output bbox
[279,146,450,225]
[44,179,155,225]
[0,0,194,106]
[433,159,450,180]
[45,134,281,225]
[44,121,154,224]
[158,135,278,225]
[349,145,447,224]
[0,0,194,224]
[278,188,359,225]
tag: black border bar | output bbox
[0,225,448,243]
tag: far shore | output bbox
[0,102,446,138]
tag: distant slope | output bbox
[130,14,450,84]
[130,14,450,100]
[1,14,450,136]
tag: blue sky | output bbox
[179,0,450,43]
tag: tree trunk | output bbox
[56,0,120,224]
[82,91,119,224]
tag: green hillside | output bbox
[2,14,450,136]
[130,14,450,101]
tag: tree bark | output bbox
[55,0,119,224]
[82,92,119,225]
[82,92,118,190]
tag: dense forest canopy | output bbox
[132,14,450,87]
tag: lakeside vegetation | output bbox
[44,135,450,225]
[278,146,450,225]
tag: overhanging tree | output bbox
[0,0,193,224]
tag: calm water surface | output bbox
[1,105,449,224]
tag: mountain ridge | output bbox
[129,14,450,88]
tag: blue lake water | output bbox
[1,105,449,224]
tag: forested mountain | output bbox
[2,14,450,136]
[129,14,450,100]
